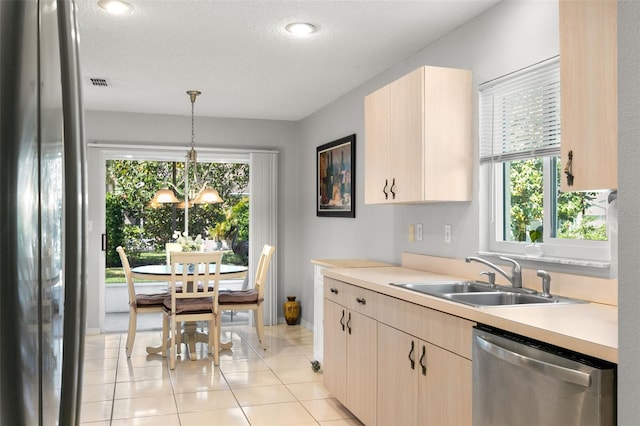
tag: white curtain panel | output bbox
[249,152,278,326]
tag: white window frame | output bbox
[480,57,609,263]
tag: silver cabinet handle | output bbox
[475,335,591,387]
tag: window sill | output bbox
[477,251,612,278]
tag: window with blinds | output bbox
[480,57,560,163]
[479,56,609,262]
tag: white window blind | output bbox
[480,57,560,163]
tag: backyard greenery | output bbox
[507,159,607,242]
[106,159,250,268]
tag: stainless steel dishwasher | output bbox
[472,325,616,426]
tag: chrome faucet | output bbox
[465,256,523,289]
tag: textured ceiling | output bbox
[77,0,499,121]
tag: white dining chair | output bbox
[218,244,275,348]
[116,246,169,358]
[161,251,223,369]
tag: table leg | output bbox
[185,322,234,351]
[146,344,162,355]
[146,322,233,355]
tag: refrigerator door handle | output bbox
[475,334,591,387]
[57,1,87,424]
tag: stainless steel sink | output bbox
[390,281,585,307]
[443,292,558,307]
[391,281,498,295]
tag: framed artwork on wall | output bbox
[316,134,355,218]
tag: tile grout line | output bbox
[109,334,123,426]
[217,332,254,426]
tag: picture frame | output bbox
[317,134,356,218]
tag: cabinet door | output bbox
[346,310,377,426]
[389,67,424,203]
[419,342,472,426]
[423,66,472,201]
[364,84,391,204]
[323,299,346,404]
[560,0,617,191]
[377,323,419,426]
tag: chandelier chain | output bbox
[190,98,195,150]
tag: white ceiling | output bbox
[77,0,500,121]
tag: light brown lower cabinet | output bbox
[323,278,472,425]
[323,299,347,403]
[323,280,377,426]
[377,323,472,426]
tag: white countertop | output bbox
[323,266,618,363]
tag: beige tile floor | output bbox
[81,324,363,426]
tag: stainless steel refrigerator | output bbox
[0,0,87,424]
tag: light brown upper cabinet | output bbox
[364,66,472,204]
[560,0,617,192]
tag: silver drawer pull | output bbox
[356,297,366,305]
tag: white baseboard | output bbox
[300,318,313,331]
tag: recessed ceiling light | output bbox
[97,0,133,15]
[285,22,317,36]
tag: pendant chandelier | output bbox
[150,90,223,234]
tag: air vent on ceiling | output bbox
[89,77,110,87]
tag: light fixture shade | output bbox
[154,188,179,203]
[175,200,194,209]
[147,196,161,209]
[193,187,223,204]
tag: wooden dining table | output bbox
[131,262,248,357]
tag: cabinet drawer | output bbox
[343,284,377,318]
[324,277,345,305]
[377,294,474,359]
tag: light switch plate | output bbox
[416,224,423,241]
[444,224,452,243]
[409,224,415,242]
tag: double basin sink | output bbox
[390,281,585,308]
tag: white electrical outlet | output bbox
[416,224,423,241]
[444,224,452,243]
[408,224,415,242]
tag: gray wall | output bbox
[297,0,559,327]
[617,0,640,422]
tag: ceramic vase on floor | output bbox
[284,296,300,325]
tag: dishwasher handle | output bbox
[475,334,591,388]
